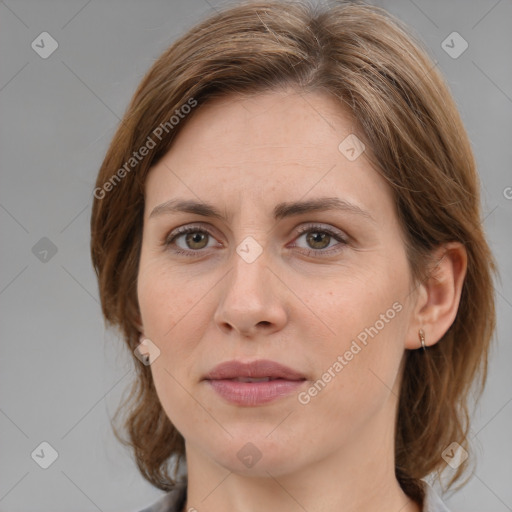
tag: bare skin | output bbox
[137,89,467,512]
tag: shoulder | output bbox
[422,481,452,512]
[136,482,187,512]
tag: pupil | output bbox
[186,232,207,249]
[307,232,329,249]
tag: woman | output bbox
[90,2,496,511]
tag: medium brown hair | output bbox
[90,0,497,503]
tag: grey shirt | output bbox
[137,480,451,512]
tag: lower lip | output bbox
[206,379,305,406]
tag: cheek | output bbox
[297,310,407,446]
[136,260,212,417]
[138,276,206,439]
[303,270,409,420]
[137,256,209,341]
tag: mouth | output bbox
[203,359,306,381]
[203,359,307,406]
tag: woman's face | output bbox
[137,89,417,477]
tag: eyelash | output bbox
[164,223,348,258]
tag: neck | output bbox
[182,401,421,512]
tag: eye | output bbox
[164,223,348,258]
[164,224,220,256]
[291,224,347,256]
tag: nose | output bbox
[213,247,288,337]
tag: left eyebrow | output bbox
[273,197,375,223]
[148,196,375,223]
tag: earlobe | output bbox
[405,242,467,350]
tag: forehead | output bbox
[144,89,392,221]
[168,89,355,160]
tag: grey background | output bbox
[0,0,511,511]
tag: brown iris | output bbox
[306,231,331,250]
[185,232,209,250]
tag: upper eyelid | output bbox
[295,223,346,237]
[166,222,221,241]
[166,221,345,237]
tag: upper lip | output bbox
[203,359,306,381]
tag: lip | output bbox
[204,359,306,381]
[203,359,307,406]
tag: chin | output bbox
[202,434,306,477]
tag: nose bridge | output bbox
[214,236,286,335]
[226,238,271,303]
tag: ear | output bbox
[405,242,467,350]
